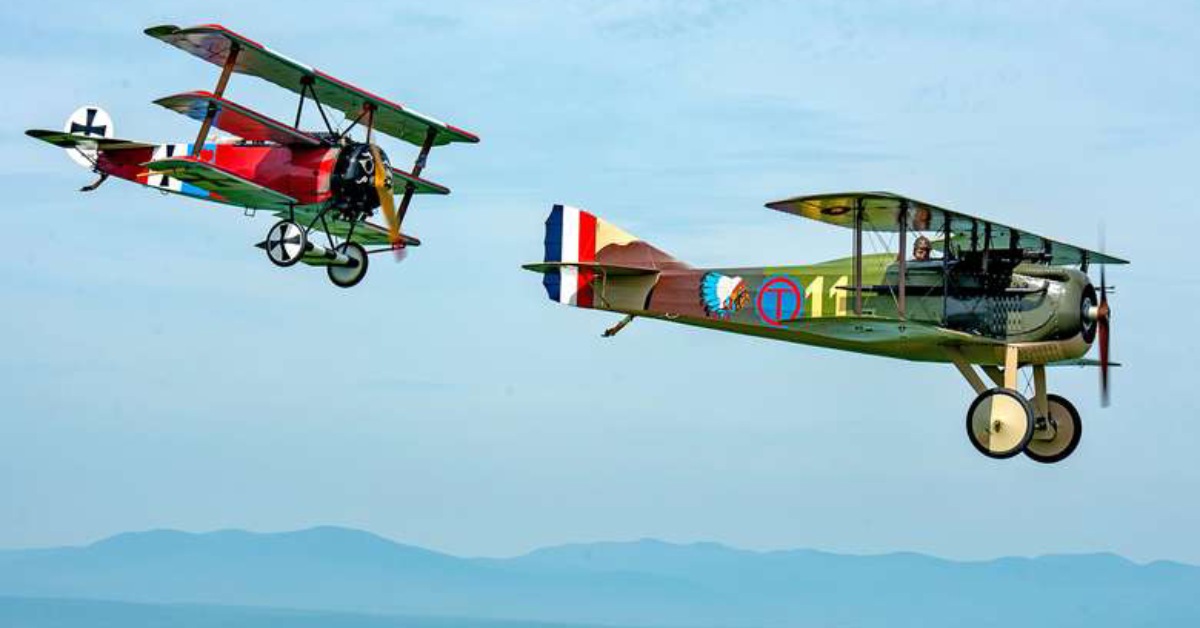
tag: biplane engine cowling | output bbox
[1028,267,1098,343]
[330,143,391,216]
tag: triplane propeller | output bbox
[524,194,1128,464]
[27,23,478,288]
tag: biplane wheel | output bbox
[1025,394,1082,464]
[265,220,308,267]
[327,241,368,288]
[965,388,1034,459]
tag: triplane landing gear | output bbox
[264,219,307,267]
[950,346,1086,464]
[257,210,405,288]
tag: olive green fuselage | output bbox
[597,253,1095,365]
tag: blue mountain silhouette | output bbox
[2,527,1198,627]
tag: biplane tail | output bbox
[523,205,684,308]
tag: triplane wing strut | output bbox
[144,24,479,147]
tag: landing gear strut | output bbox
[949,347,1084,464]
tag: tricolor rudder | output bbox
[542,204,599,307]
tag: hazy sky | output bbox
[2,1,1198,563]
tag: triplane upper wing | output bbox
[144,24,479,147]
[766,192,1128,266]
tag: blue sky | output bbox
[2,0,1198,563]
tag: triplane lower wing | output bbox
[26,23,479,288]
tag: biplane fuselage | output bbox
[611,255,1093,366]
[527,199,1126,464]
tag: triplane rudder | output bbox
[524,194,1129,465]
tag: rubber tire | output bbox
[327,241,368,288]
[966,388,1035,459]
[265,220,307,268]
[1025,394,1083,464]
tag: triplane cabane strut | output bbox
[26,23,479,288]
[524,193,1128,464]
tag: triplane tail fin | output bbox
[26,106,154,170]
[523,204,684,308]
[61,106,114,169]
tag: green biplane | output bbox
[524,193,1127,464]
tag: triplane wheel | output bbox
[326,241,368,288]
[1025,394,1083,464]
[265,220,308,267]
[966,388,1034,459]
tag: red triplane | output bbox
[27,23,478,287]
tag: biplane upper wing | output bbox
[144,24,479,147]
[25,130,156,151]
[154,91,323,146]
[765,192,1129,266]
[145,156,296,208]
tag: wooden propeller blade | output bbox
[369,143,400,247]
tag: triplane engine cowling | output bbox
[330,143,391,218]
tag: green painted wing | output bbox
[144,157,296,208]
[275,206,420,248]
[766,191,1129,266]
[145,24,478,147]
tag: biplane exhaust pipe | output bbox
[62,105,114,169]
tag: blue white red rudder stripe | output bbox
[542,204,598,307]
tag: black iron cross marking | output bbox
[70,108,106,136]
[158,145,176,188]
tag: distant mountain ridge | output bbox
[2,526,1198,628]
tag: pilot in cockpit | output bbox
[912,235,932,262]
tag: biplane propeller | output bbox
[524,193,1128,464]
[26,23,478,288]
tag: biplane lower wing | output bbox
[145,156,296,208]
[25,130,156,151]
[154,91,323,147]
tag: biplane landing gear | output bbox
[966,388,1035,459]
[1025,394,1082,464]
[326,242,368,288]
[265,219,308,267]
